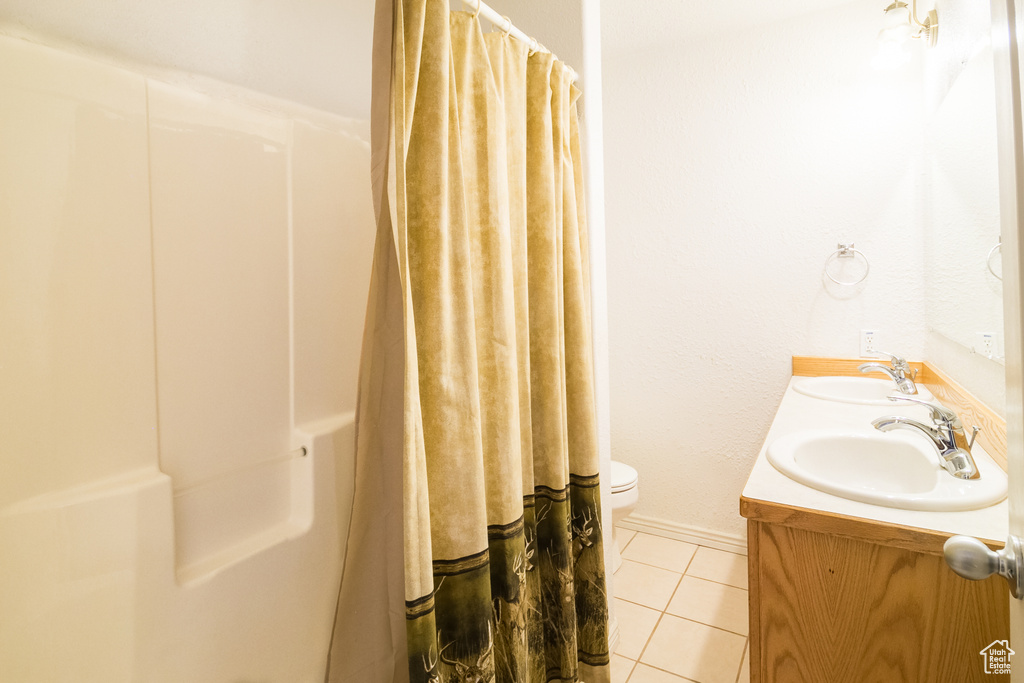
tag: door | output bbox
[991,0,1024,679]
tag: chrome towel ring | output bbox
[987,239,1002,280]
[825,243,870,286]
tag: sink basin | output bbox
[766,430,1007,511]
[792,376,934,406]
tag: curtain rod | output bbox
[460,0,579,82]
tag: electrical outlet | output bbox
[977,332,995,358]
[860,329,878,358]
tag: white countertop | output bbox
[741,378,1009,544]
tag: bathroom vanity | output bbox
[741,358,1010,683]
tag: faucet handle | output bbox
[877,351,909,372]
[887,395,961,427]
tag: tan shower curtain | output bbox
[326,1,609,681]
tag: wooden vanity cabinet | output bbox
[741,497,1010,683]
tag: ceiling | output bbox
[0,0,868,120]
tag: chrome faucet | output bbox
[871,396,982,480]
[858,352,919,394]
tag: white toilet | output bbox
[609,460,639,572]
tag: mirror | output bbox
[923,33,1005,415]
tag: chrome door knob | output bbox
[944,534,1024,599]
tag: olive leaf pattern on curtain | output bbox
[378,2,610,682]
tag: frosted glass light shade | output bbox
[879,22,914,43]
[872,33,913,69]
[873,1,914,71]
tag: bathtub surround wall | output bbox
[0,35,375,681]
[602,0,931,541]
[0,0,375,119]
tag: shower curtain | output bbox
[326,1,609,681]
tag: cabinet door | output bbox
[747,521,1009,682]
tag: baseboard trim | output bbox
[617,514,748,555]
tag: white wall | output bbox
[602,0,930,539]
[485,0,584,74]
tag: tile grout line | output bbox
[620,557,695,574]
[616,595,748,641]
[616,525,747,558]
[683,574,747,591]
[664,615,748,640]
[613,566,684,614]
[625,610,664,683]
[665,573,749,638]
[619,533,747,589]
[633,661,701,683]
[618,529,639,553]
[618,655,634,679]
[684,548,749,589]
[631,570,682,674]
[625,554,687,682]
[616,533,749,682]
[735,639,750,683]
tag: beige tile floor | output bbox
[611,528,750,683]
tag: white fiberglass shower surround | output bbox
[0,33,375,681]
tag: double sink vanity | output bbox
[741,356,1010,682]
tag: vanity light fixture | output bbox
[873,0,938,69]
[881,0,938,46]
